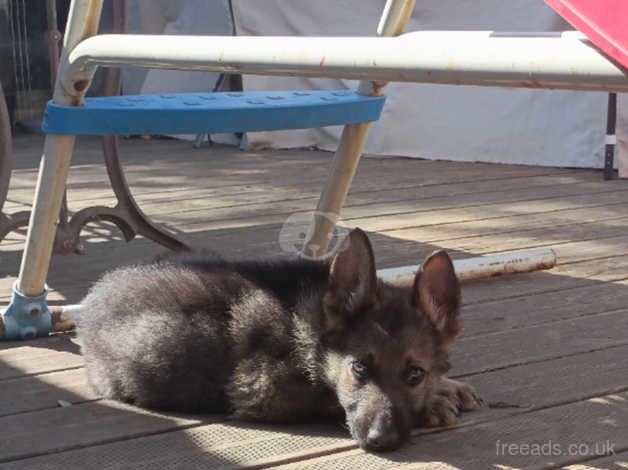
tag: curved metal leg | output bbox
[99,135,190,251]
[63,24,189,253]
[61,0,188,253]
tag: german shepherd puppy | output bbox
[78,228,480,451]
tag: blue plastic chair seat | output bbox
[42,90,386,136]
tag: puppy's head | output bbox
[321,228,461,452]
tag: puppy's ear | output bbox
[413,250,461,348]
[325,228,377,329]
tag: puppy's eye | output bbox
[351,360,369,380]
[405,366,426,386]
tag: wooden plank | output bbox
[0,368,95,417]
[0,420,350,469]
[2,346,626,469]
[0,335,83,381]
[455,344,628,425]
[433,218,628,260]
[57,171,597,218]
[47,171,593,225]
[113,182,628,234]
[72,187,627,261]
[46,160,585,205]
[8,136,575,204]
[463,278,628,337]
[5,167,591,242]
[562,451,628,469]
[452,309,628,376]
[0,400,209,464]
[4,196,621,258]
[272,391,628,470]
[119,172,594,208]
[383,201,628,245]
[6,135,594,222]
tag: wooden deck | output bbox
[1,134,627,469]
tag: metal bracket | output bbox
[2,283,51,340]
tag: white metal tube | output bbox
[378,248,557,285]
[17,136,77,295]
[41,248,557,332]
[60,31,628,100]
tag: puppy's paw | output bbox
[421,377,482,427]
[443,377,483,412]
[422,393,460,427]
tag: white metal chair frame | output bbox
[2,0,628,339]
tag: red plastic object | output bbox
[544,0,628,68]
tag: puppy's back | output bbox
[78,263,248,411]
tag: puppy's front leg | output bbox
[421,376,482,427]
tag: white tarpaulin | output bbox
[122,0,626,169]
[123,0,232,96]
[232,0,614,168]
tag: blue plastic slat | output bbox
[42,90,386,136]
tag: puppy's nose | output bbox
[366,422,401,451]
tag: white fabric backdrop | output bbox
[232,0,613,168]
[123,0,232,96]
[121,0,625,169]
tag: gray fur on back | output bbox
[77,259,338,420]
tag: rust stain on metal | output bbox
[527,79,542,88]
[535,260,556,270]
[73,79,89,92]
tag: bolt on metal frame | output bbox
[3,0,628,338]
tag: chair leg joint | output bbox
[2,283,51,340]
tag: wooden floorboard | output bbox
[3,381,625,469]
[1,135,627,468]
[271,391,628,470]
[562,451,628,469]
[0,367,95,417]
[0,335,82,380]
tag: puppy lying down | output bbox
[77,228,480,452]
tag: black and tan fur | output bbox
[78,228,480,451]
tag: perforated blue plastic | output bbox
[2,283,51,340]
[42,90,386,136]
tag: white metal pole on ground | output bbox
[41,248,557,333]
[378,248,557,285]
[16,0,103,297]
[301,0,416,259]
